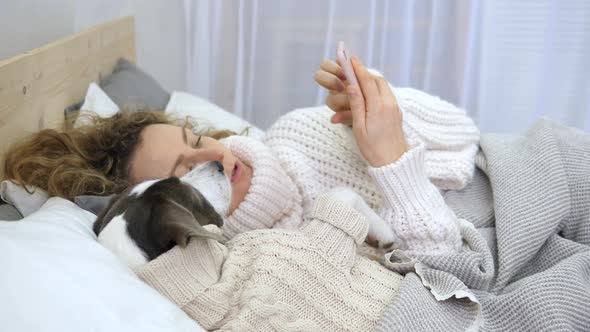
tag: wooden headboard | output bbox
[0,16,135,175]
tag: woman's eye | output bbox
[192,135,203,148]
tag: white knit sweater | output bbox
[255,87,480,255]
[137,194,403,331]
[135,87,480,330]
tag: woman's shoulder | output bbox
[266,106,333,133]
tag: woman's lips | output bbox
[231,161,242,183]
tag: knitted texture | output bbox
[376,119,590,331]
[395,87,480,189]
[137,195,403,331]
[368,144,462,255]
[220,136,303,238]
[261,87,479,253]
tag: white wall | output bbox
[74,0,186,92]
[0,0,186,93]
[0,0,76,61]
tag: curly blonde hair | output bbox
[2,111,233,201]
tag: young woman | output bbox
[3,56,479,255]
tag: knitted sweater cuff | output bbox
[135,232,227,309]
[368,144,462,255]
[369,144,432,202]
[307,194,369,245]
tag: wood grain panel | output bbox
[0,16,135,176]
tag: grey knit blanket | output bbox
[376,119,590,331]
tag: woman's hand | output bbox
[314,59,354,125]
[346,56,408,167]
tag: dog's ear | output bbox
[93,192,129,236]
[158,198,226,247]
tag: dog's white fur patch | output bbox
[97,214,148,270]
[130,179,160,196]
[181,162,232,216]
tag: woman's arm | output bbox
[319,56,462,255]
[314,59,480,151]
[316,58,481,191]
[368,144,462,255]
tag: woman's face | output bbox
[128,124,252,215]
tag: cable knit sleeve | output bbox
[368,144,462,256]
[301,194,369,268]
[135,226,229,328]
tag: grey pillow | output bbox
[64,58,170,122]
[0,201,23,221]
[0,194,113,220]
[100,58,170,110]
[74,195,115,216]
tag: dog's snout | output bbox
[214,161,224,173]
[180,159,232,218]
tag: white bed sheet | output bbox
[0,197,204,332]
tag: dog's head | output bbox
[93,161,231,269]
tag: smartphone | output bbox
[336,41,359,86]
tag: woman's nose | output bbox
[186,149,225,165]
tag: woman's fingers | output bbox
[346,84,366,133]
[375,76,399,114]
[320,59,346,80]
[351,56,380,113]
[314,70,345,92]
[325,91,350,111]
[330,111,353,125]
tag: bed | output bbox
[0,15,270,332]
[0,17,209,332]
[3,16,590,332]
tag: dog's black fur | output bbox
[93,177,225,261]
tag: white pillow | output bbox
[0,197,203,332]
[165,92,265,140]
[74,83,120,128]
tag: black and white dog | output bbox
[93,161,229,269]
[94,161,396,269]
